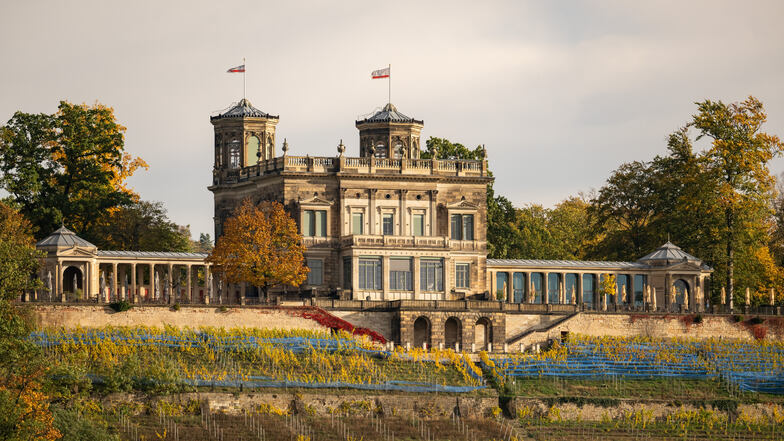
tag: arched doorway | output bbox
[673,279,689,310]
[475,317,493,351]
[63,266,83,300]
[444,317,462,351]
[413,316,431,349]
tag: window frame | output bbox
[455,263,470,289]
[305,258,324,286]
[420,258,444,292]
[358,256,382,291]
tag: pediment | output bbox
[663,261,704,272]
[299,196,334,206]
[446,199,479,210]
[58,246,97,257]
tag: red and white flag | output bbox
[371,67,390,79]
[227,64,245,73]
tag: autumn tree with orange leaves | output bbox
[207,199,308,301]
[0,101,148,240]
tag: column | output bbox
[130,263,137,303]
[167,263,174,303]
[576,273,583,306]
[664,273,671,311]
[558,273,569,304]
[206,265,213,305]
[413,256,421,299]
[369,189,377,235]
[111,263,118,303]
[149,263,156,302]
[443,257,452,300]
[57,262,64,302]
[429,190,438,236]
[351,256,360,300]
[525,271,532,303]
[488,271,495,300]
[186,265,192,304]
[382,255,390,300]
[400,190,408,235]
[506,272,513,303]
[543,273,549,304]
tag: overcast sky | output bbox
[2,1,783,239]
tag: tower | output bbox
[355,103,424,159]
[210,99,279,171]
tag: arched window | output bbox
[393,141,404,159]
[246,135,260,166]
[229,140,241,169]
[375,142,387,158]
[444,317,462,351]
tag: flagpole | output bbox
[388,64,391,105]
[243,57,246,100]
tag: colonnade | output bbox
[488,269,705,312]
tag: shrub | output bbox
[731,314,742,323]
[108,301,132,312]
[218,305,228,313]
[746,316,764,325]
[693,314,703,324]
[171,303,181,311]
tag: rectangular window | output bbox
[389,258,412,291]
[420,258,443,292]
[303,210,327,237]
[451,215,462,240]
[352,212,364,235]
[450,214,474,240]
[358,257,382,290]
[306,259,323,285]
[462,214,474,240]
[455,263,470,289]
[382,213,394,235]
[343,256,352,289]
[413,213,424,236]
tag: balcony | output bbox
[212,155,489,186]
[339,235,485,252]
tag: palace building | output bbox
[33,98,713,319]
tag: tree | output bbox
[206,199,308,300]
[598,274,617,308]
[0,101,146,239]
[89,201,192,252]
[196,233,214,253]
[0,204,59,440]
[691,97,783,303]
[0,201,43,301]
[420,137,485,160]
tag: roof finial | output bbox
[337,139,345,156]
[667,232,671,243]
[282,138,289,156]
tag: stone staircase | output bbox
[505,312,581,347]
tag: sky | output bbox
[2,1,784,239]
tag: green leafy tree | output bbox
[0,201,43,301]
[89,200,192,252]
[0,101,145,239]
[197,233,214,253]
[691,97,783,303]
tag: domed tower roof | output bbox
[355,103,423,125]
[36,226,96,249]
[210,98,279,120]
[355,103,424,158]
[637,241,701,266]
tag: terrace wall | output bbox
[28,305,328,332]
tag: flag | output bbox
[227,64,245,73]
[371,67,390,79]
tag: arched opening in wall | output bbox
[413,316,431,349]
[246,135,260,166]
[393,141,404,159]
[63,266,83,299]
[475,317,493,351]
[673,279,689,310]
[444,317,462,350]
[229,140,241,169]
[375,142,387,158]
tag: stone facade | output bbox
[209,99,492,302]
